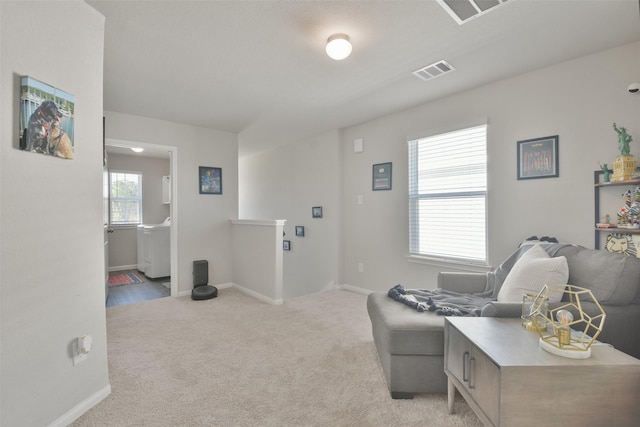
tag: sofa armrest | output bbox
[437,272,488,294]
[480,301,522,318]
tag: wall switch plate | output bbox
[358,262,364,273]
[354,138,364,153]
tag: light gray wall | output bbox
[240,41,640,296]
[341,41,640,292]
[107,153,170,269]
[239,130,342,299]
[0,2,109,426]
[104,111,238,291]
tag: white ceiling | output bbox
[87,0,640,158]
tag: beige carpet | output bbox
[72,288,481,426]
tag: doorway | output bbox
[105,138,178,301]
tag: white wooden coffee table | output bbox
[444,317,640,426]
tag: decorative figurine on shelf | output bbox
[605,233,638,257]
[616,187,640,228]
[630,187,640,218]
[612,123,637,181]
[599,162,611,182]
[614,123,633,156]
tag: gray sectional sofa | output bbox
[367,243,640,398]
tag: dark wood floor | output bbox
[106,270,170,307]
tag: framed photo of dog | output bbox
[19,76,75,160]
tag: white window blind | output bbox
[109,171,143,225]
[408,125,487,264]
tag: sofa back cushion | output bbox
[497,244,569,303]
[555,246,640,305]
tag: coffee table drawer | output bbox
[446,324,499,425]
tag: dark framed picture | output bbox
[312,206,323,218]
[517,136,559,180]
[283,240,291,251]
[199,166,222,194]
[19,76,75,160]
[373,162,392,190]
[295,226,304,237]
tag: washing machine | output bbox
[137,217,171,278]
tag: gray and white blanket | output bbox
[388,284,494,317]
[387,241,570,317]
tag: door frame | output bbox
[105,138,178,297]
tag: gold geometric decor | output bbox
[534,285,606,359]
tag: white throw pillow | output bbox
[497,244,568,303]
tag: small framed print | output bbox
[295,226,305,237]
[199,166,222,194]
[517,136,559,180]
[283,240,291,251]
[373,162,392,190]
[312,206,323,218]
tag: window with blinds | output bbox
[109,171,143,225]
[408,124,487,264]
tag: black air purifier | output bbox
[191,260,218,300]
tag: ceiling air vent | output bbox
[412,60,455,82]
[437,0,510,25]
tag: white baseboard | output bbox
[231,283,283,305]
[176,282,233,298]
[337,283,373,295]
[48,384,111,427]
[108,264,137,272]
[179,282,368,302]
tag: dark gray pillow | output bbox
[556,246,640,305]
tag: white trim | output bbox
[232,283,283,305]
[407,254,492,272]
[337,283,373,295]
[230,219,287,227]
[177,282,233,298]
[106,138,178,298]
[48,384,111,427]
[108,264,137,272]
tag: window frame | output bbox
[109,169,143,227]
[407,124,488,266]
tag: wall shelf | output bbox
[594,169,640,249]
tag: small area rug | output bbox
[108,272,144,287]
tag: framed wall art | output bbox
[19,76,75,160]
[199,166,222,194]
[373,162,392,190]
[283,240,291,251]
[312,206,323,218]
[517,135,559,180]
[295,226,305,237]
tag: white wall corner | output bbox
[232,283,283,305]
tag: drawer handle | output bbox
[469,357,476,389]
[462,351,470,382]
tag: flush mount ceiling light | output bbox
[130,147,144,153]
[326,34,352,60]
